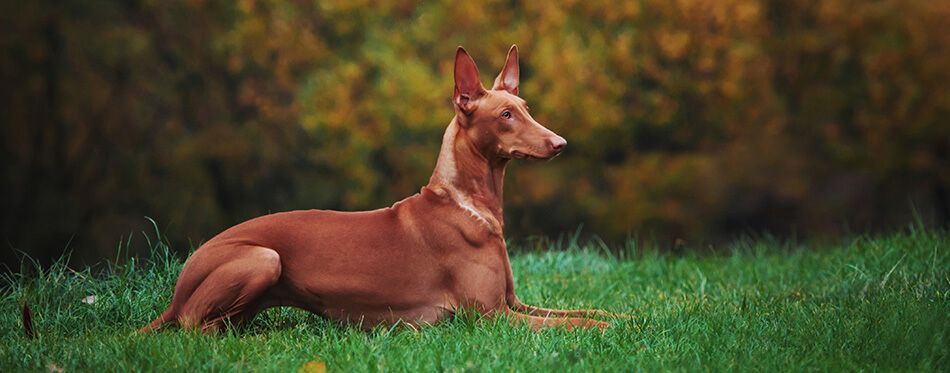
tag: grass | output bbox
[2,227,948,372]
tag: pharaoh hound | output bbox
[142,45,615,333]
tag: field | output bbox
[2,227,948,372]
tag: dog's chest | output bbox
[445,242,511,311]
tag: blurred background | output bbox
[2,0,948,268]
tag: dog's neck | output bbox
[427,117,507,235]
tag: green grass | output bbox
[2,227,948,372]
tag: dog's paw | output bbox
[582,319,610,332]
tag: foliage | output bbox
[1,0,948,264]
[2,228,948,371]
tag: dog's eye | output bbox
[502,111,512,119]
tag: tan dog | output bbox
[142,45,613,333]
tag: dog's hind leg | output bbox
[172,245,282,332]
[140,305,176,333]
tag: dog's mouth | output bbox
[509,149,559,161]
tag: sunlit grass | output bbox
[2,227,948,371]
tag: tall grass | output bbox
[2,226,948,371]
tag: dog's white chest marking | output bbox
[432,121,494,230]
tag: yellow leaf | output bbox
[299,360,326,373]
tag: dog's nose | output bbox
[548,136,567,153]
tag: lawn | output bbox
[2,227,948,372]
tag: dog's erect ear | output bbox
[454,47,485,114]
[492,44,519,96]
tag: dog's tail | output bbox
[139,306,176,333]
[21,302,35,339]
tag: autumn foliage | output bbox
[1,0,948,264]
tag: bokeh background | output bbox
[2,0,948,268]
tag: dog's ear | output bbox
[454,47,485,115]
[492,44,519,96]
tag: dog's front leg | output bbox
[508,297,632,319]
[501,308,609,331]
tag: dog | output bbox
[142,45,614,333]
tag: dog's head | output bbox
[452,45,566,161]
